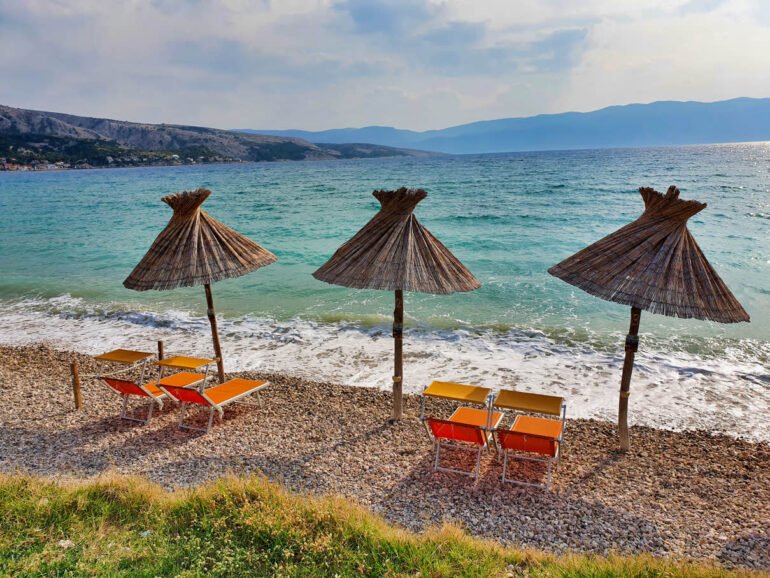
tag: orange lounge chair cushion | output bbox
[140,372,205,397]
[144,371,205,389]
[423,381,491,404]
[155,356,215,370]
[94,349,153,364]
[428,418,486,446]
[448,407,503,429]
[498,415,563,457]
[494,389,563,416]
[205,379,267,406]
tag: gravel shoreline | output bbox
[1,343,767,570]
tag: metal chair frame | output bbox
[119,392,157,424]
[179,402,218,433]
[433,438,486,480]
[419,386,496,443]
[428,414,498,481]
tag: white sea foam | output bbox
[1,295,768,441]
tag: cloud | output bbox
[678,0,725,14]
[0,0,768,131]
[334,0,436,35]
[529,28,589,72]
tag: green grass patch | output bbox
[0,473,751,577]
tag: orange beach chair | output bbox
[427,406,502,480]
[160,378,269,433]
[492,390,566,491]
[101,372,209,423]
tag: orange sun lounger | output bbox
[427,407,503,480]
[492,389,566,491]
[496,415,564,491]
[160,378,269,433]
[101,372,209,424]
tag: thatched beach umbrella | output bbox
[548,186,749,450]
[124,188,277,383]
[313,187,481,420]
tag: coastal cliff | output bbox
[0,105,432,169]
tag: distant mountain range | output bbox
[237,97,770,154]
[0,105,430,169]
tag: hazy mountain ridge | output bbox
[0,105,430,166]
[238,97,770,153]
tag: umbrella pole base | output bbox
[389,376,403,423]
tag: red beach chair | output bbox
[427,407,502,480]
[101,371,208,424]
[160,378,269,433]
[496,415,564,491]
[492,389,566,491]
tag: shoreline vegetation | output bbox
[1,473,755,577]
[1,343,767,573]
[0,156,251,173]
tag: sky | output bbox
[1,0,769,131]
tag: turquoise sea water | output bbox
[1,143,768,438]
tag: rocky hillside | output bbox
[0,105,430,167]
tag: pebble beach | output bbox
[1,343,767,571]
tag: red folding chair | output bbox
[496,415,563,491]
[101,371,208,424]
[427,417,490,480]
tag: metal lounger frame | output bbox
[119,392,158,424]
[421,388,498,480]
[159,361,214,431]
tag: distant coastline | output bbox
[242,96,770,154]
[0,104,434,170]
[0,157,248,172]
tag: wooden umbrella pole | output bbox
[70,361,82,410]
[391,289,404,421]
[618,306,642,451]
[204,283,226,383]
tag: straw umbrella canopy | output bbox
[313,187,481,420]
[124,188,277,382]
[548,185,749,450]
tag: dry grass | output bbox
[0,472,754,577]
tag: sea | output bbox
[1,143,768,440]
